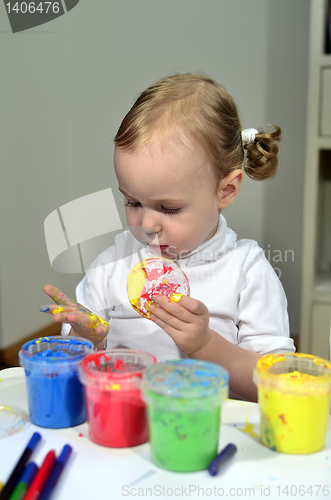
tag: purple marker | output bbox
[207,443,237,476]
[38,445,72,500]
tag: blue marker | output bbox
[8,462,38,500]
[38,445,72,500]
[207,443,237,476]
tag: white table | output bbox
[0,367,330,500]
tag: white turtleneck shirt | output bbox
[61,215,295,359]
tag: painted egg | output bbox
[127,257,190,319]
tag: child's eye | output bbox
[125,199,141,208]
[162,207,181,215]
[125,199,181,215]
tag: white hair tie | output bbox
[242,128,258,146]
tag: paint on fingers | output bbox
[169,292,183,303]
[52,306,65,315]
[53,287,69,306]
[85,312,109,332]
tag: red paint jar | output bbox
[78,349,156,447]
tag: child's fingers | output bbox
[149,302,187,330]
[65,312,106,331]
[169,294,207,316]
[45,308,108,334]
[40,303,90,317]
[68,312,109,335]
[149,310,181,342]
[40,304,72,315]
[40,299,108,333]
[43,284,76,307]
[68,311,109,332]
[171,295,204,315]
[150,295,191,321]
[40,305,78,324]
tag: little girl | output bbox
[41,73,295,401]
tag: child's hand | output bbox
[40,284,109,345]
[148,294,212,354]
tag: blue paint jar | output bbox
[19,336,94,428]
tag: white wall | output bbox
[264,0,309,334]
[0,0,308,348]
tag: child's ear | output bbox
[217,169,244,208]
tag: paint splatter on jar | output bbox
[19,336,94,428]
[78,349,156,447]
[253,353,331,454]
[142,359,229,472]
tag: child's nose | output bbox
[129,225,157,245]
[141,211,162,234]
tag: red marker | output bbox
[24,451,56,500]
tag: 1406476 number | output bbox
[5,2,60,14]
[276,485,330,497]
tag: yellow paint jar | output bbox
[253,353,331,454]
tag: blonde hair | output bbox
[114,73,281,182]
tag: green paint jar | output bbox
[142,359,229,472]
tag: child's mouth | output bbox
[148,244,169,252]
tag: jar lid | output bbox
[78,349,157,390]
[253,353,331,393]
[20,336,94,363]
[142,359,229,398]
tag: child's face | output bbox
[114,137,221,259]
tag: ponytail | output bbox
[244,126,281,180]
